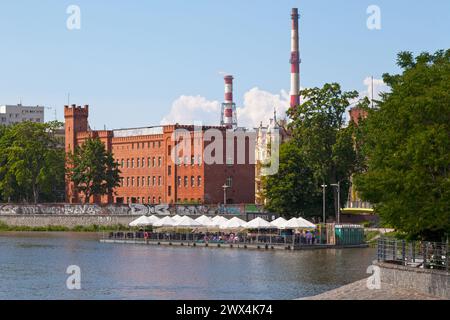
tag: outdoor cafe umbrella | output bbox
[244,217,274,243]
[153,216,177,227]
[171,215,183,222]
[195,215,214,227]
[271,217,288,229]
[129,215,153,227]
[297,217,316,229]
[146,215,161,226]
[175,216,202,228]
[211,216,229,227]
[219,217,247,230]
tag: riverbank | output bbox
[0,221,128,232]
[300,278,444,300]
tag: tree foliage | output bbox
[355,50,450,241]
[264,83,361,220]
[0,121,65,203]
[67,137,121,204]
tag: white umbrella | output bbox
[195,215,214,227]
[271,217,288,229]
[211,216,229,227]
[175,216,202,228]
[147,215,161,226]
[297,217,316,229]
[244,217,274,229]
[285,217,305,229]
[153,216,177,227]
[129,215,152,227]
[219,217,247,230]
[171,215,183,222]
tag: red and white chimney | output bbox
[290,8,300,109]
[221,75,237,129]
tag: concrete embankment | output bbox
[302,261,449,300]
[0,214,133,228]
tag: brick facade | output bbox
[65,105,255,205]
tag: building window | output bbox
[197,155,202,166]
[153,176,156,186]
[158,141,161,148]
[184,176,188,187]
[191,176,195,187]
[142,158,145,168]
[158,157,162,167]
[158,176,162,186]
[131,158,135,168]
[177,176,181,187]
[148,176,151,187]
[121,159,124,168]
[158,197,161,203]
[168,186,172,196]
[126,177,130,187]
[137,177,140,187]
[191,156,195,166]
[127,159,129,168]
[168,165,172,176]
[142,177,145,187]
[168,145,172,156]
[198,176,202,187]
[226,177,233,188]
[152,197,156,204]
[137,158,140,168]
[148,197,151,204]
[184,156,188,166]
[152,157,156,167]
[131,177,135,187]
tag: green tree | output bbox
[263,141,320,218]
[286,83,360,219]
[67,137,121,204]
[355,50,450,241]
[0,121,65,203]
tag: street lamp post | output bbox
[222,184,229,214]
[331,182,341,224]
[321,183,327,224]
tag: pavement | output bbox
[301,278,444,300]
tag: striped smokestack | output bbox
[221,75,237,129]
[290,8,300,108]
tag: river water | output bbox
[0,232,376,300]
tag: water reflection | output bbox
[0,232,376,300]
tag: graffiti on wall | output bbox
[0,203,265,216]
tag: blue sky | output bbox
[0,0,449,129]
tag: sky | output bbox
[0,0,449,129]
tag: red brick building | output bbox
[65,105,255,205]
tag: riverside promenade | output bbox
[301,278,443,300]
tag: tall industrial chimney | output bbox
[221,75,237,129]
[290,8,300,108]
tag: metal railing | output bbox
[102,231,323,246]
[377,238,449,271]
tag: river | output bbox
[0,232,376,300]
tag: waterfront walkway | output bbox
[301,278,443,300]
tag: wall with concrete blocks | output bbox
[377,262,449,299]
[0,203,272,228]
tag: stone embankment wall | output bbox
[377,261,450,299]
[0,203,272,228]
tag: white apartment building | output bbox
[0,104,45,125]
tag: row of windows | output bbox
[118,197,202,205]
[114,141,162,151]
[177,176,202,187]
[119,157,163,169]
[121,176,163,187]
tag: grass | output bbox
[0,221,130,233]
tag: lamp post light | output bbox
[331,182,341,224]
[321,183,327,224]
[222,184,229,214]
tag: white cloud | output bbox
[237,87,290,129]
[160,95,221,125]
[161,88,291,129]
[361,76,390,101]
